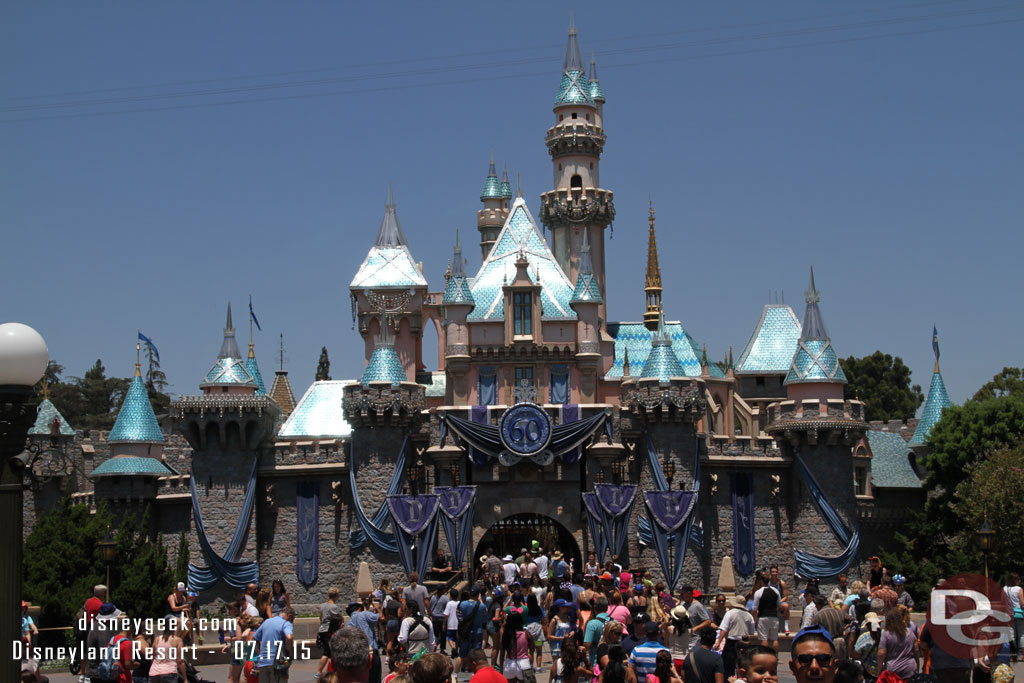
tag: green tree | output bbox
[315,346,331,381]
[952,446,1024,577]
[840,351,923,422]
[174,531,191,585]
[143,345,172,417]
[972,367,1024,402]
[112,507,174,618]
[23,494,113,627]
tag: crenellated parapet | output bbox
[343,381,426,429]
[173,395,280,452]
[765,398,867,446]
[545,123,606,158]
[620,376,706,425]
[539,188,615,229]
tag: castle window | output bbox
[559,114,564,121]
[515,366,534,386]
[571,175,582,191]
[571,112,577,119]
[550,365,569,404]
[855,465,869,497]
[589,162,593,169]
[513,292,533,336]
[585,113,590,121]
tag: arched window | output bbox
[570,174,583,191]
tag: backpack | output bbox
[96,634,129,681]
[458,602,481,640]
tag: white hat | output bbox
[176,582,186,591]
[503,555,514,562]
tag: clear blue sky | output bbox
[2,1,1022,408]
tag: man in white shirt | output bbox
[534,549,550,580]
[713,596,754,678]
[502,556,518,585]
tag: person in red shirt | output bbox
[111,620,135,683]
[84,585,107,624]
[467,648,506,683]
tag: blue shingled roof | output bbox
[785,339,848,384]
[570,271,602,305]
[736,305,802,374]
[556,70,594,106]
[244,354,267,396]
[866,431,922,488]
[909,370,952,446]
[91,455,176,477]
[108,375,165,443]
[606,322,725,379]
[278,380,354,439]
[468,199,576,322]
[640,317,685,382]
[30,399,75,436]
[361,345,407,386]
[203,357,257,387]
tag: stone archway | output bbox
[472,513,582,578]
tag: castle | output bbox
[22,22,954,610]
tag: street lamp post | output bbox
[97,528,117,600]
[0,323,49,683]
[976,518,995,581]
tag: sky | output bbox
[2,1,1022,409]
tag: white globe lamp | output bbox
[0,323,49,387]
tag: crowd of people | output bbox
[17,555,1023,683]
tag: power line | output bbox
[0,0,972,104]
[4,13,1022,124]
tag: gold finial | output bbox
[136,339,141,374]
[649,198,655,229]
[248,342,255,359]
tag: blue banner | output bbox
[434,486,476,569]
[731,473,755,577]
[296,481,319,586]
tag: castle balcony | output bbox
[343,381,426,429]
[765,398,867,446]
[172,395,280,453]
[539,188,615,229]
[619,376,706,426]
[545,123,606,146]
[705,434,782,460]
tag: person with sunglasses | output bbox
[789,625,838,683]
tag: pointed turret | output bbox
[29,398,76,437]
[443,230,474,305]
[219,302,241,360]
[360,327,408,387]
[588,53,605,102]
[351,186,427,289]
[644,203,663,331]
[570,230,603,304]
[109,361,165,445]
[785,267,847,396]
[202,304,258,395]
[245,344,268,396]
[376,183,409,247]
[640,312,685,382]
[481,155,502,200]
[500,164,513,199]
[909,326,952,446]
[555,18,594,106]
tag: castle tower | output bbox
[350,186,428,382]
[91,350,174,501]
[783,267,847,402]
[539,20,615,320]
[644,203,663,331]
[269,334,297,419]
[640,311,685,382]
[478,156,511,261]
[570,229,603,401]
[909,326,952,449]
[442,231,475,404]
[201,303,259,396]
[243,305,267,396]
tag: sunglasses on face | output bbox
[795,654,833,666]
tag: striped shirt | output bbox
[628,640,669,677]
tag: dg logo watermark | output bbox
[927,573,1013,659]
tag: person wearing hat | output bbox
[84,603,126,680]
[167,582,189,625]
[713,596,754,678]
[892,575,915,610]
[790,624,838,683]
[502,555,519,585]
[678,586,713,655]
[547,598,575,669]
[853,613,883,678]
[551,551,569,581]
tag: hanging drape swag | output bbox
[581,493,610,561]
[638,432,703,549]
[296,481,319,586]
[792,455,860,578]
[440,409,609,461]
[434,486,476,569]
[562,404,582,463]
[348,437,409,553]
[645,490,698,592]
[187,458,260,591]
[387,494,441,580]
[731,473,756,577]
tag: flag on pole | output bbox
[138,331,160,362]
[932,325,939,362]
[249,295,262,332]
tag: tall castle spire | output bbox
[644,202,663,331]
[784,266,847,388]
[219,302,241,359]
[909,326,952,446]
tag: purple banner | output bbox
[595,484,637,517]
[434,486,475,520]
[386,495,440,535]
[562,404,581,463]
[645,491,697,532]
[296,481,319,586]
[731,473,756,577]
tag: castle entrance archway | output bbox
[473,513,581,577]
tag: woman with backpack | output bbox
[398,601,435,657]
[524,592,547,671]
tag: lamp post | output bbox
[97,528,117,600]
[976,518,995,581]
[0,322,49,682]
[663,459,676,486]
